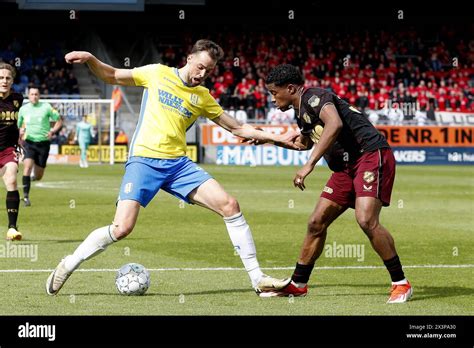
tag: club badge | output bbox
[363,171,375,183]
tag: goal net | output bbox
[41,99,124,165]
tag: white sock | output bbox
[392,278,408,285]
[295,282,307,288]
[64,225,117,272]
[224,212,263,287]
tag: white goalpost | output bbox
[41,99,116,164]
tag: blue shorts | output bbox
[118,156,213,207]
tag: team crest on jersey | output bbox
[363,171,375,183]
[308,95,320,108]
[302,112,311,123]
[190,94,199,106]
[13,100,19,108]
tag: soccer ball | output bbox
[115,263,150,296]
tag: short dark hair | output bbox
[265,64,304,86]
[0,62,16,79]
[190,39,224,62]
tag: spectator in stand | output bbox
[367,110,380,125]
[115,129,129,145]
[235,106,248,124]
[426,101,437,124]
[52,126,69,145]
[66,72,79,94]
[414,107,428,125]
[267,107,295,125]
[385,106,404,125]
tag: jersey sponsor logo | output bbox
[308,95,320,108]
[158,89,192,118]
[363,184,373,192]
[13,100,19,108]
[363,171,375,183]
[323,186,333,194]
[0,111,19,121]
[124,182,133,194]
[310,125,324,143]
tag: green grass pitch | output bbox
[1,164,473,315]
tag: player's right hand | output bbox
[293,163,314,191]
[65,51,92,64]
[240,127,265,145]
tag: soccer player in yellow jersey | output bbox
[47,40,299,296]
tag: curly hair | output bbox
[265,64,304,86]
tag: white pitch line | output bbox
[0,264,473,273]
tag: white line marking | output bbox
[35,180,116,190]
[0,264,473,273]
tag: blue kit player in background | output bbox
[46,39,300,296]
[74,115,93,168]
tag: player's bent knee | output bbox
[3,176,17,190]
[221,195,240,217]
[307,218,327,236]
[112,224,134,240]
[356,217,379,234]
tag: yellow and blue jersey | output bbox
[130,64,223,159]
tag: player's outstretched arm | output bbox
[212,112,301,150]
[65,51,135,86]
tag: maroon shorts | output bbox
[320,148,396,208]
[0,147,19,169]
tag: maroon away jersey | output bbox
[0,92,23,150]
[296,87,389,171]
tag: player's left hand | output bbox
[47,131,53,140]
[293,164,314,191]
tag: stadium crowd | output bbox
[2,26,473,126]
[0,36,79,96]
[163,27,474,124]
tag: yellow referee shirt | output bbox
[130,64,223,158]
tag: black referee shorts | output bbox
[23,139,51,168]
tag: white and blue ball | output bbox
[115,263,150,295]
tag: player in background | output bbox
[259,64,412,303]
[74,115,93,168]
[46,40,300,296]
[0,63,23,241]
[18,87,62,206]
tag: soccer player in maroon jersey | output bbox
[0,63,23,241]
[260,64,412,303]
